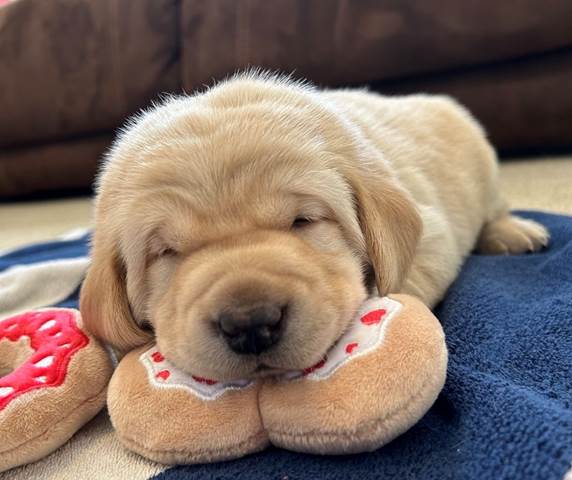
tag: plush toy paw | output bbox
[0,309,113,473]
[108,294,447,464]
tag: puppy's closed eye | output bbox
[291,216,315,229]
[157,247,178,258]
[147,234,182,261]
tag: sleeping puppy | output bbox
[80,72,549,381]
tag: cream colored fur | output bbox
[80,72,548,380]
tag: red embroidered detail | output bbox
[345,342,358,354]
[303,357,327,375]
[360,309,386,326]
[156,370,170,381]
[0,310,89,411]
[191,375,218,385]
[151,352,165,363]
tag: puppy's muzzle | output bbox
[218,303,286,355]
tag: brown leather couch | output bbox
[1,0,571,197]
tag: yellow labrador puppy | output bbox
[81,72,548,380]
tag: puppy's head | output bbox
[80,76,421,380]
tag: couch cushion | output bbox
[0,0,179,147]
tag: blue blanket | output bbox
[1,211,571,480]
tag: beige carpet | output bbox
[499,157,572,215]
[0,197,93,251]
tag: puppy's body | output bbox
[81,73,548,380]
[323,90,496,306]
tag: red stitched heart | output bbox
[151,352,165,363]
[303,357,327,375]
[192,375,218,385]
[361,309,386,326]
[345,342,358,354]
[156,370,170,380]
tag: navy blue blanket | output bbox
[2,212,571,480]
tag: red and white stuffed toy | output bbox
[0,294,447,471]
[108,294,447,464]
[0,309,112,472]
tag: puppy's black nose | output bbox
[218,304,285,355]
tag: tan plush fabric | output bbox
[0,311,113,472]
[0,338,33,376]
[108,346,268,464]
[260,294,447,455]
[108,295,446,463]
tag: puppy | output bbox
[80,72,549,380]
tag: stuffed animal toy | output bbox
[0,295,447,471]
[0,309,112,473]
[108,294,447,464]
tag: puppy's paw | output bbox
[476,215,549,255]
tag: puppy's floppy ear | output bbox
[345,165,422,295]
[80,239,153,352]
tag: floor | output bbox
[1,156,571,251]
